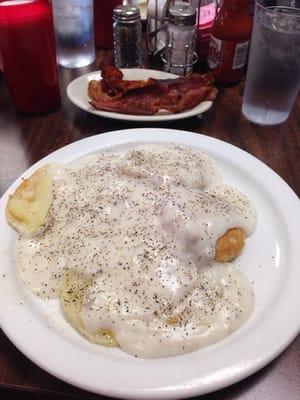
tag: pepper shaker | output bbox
[162,2,197,76]
[113,5,142,68]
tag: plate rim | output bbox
[66,69,213,122]
[0,128,299,400]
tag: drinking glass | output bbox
[242,0,300,125]
[52,0,95,68]
[0,0,60,114]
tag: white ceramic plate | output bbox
[67,69,213,122]
[0,128,299,400]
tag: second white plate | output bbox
[67,69,213,122]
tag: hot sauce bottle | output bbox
[207,0,252,85]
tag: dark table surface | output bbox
[0,50,299,400]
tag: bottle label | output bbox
[208,36,249,71]
[232,41,249,69]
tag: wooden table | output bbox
[0,50,299,400]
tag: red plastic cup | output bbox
[0,0,61,113]
[94,0,122,49]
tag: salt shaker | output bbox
[113,5,142,68]
[162,2,197,76]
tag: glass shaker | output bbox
[162,1,197,76]
[113,5,142,68]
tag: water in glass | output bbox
[242,4,300,125]
[52,0,95,68]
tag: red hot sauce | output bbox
[207,0,252,85]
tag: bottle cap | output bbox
[168,2,196,26]
[113,5,141,23]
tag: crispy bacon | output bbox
[88,66,217,115]
[100,65,156,97]
[102,65,123,81]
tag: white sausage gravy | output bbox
[16,144,256,358]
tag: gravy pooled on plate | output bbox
[11,144,256,358]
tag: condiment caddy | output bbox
[146,0,217,75]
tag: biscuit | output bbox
[60,270,117,347]
[215,228,245,262]
[6,167,53,236]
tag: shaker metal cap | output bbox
[113,5,141,22]
[168,1,196,26]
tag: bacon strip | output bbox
[100,65,156,97]
[88,66,217,115]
